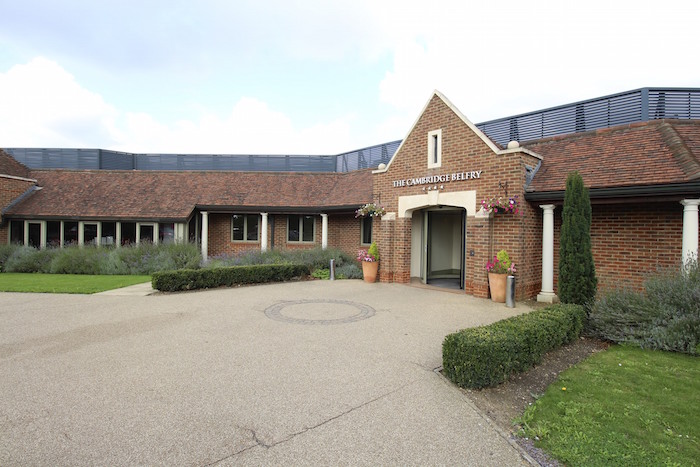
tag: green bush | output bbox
[311,268,331,280]
[335,262,363,279]
[208,247,353,271]
[0,243,21,272]
[442,304,586,389]
[367,242,379,261]
[588,259,700,354]
[152,263,310,292]
[98,242,201,275]
[49,246,108,275]
[1,243,202,275]
[558,171,597,306]
[4,246,56,273]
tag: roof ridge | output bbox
[657,122,700,180]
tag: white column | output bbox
[321,213,328,250]
[116,222,122,247]
[40,221,47,249]
[260,213,268,252]
[78,221,85,247]
[60,221,65,248]
[537,204,558,303]
[23,220,29,246]
[154,223,160,245]
[96,222,102,247]
[681,199,700,266]
[135,222,141,244]
[201,211,209,260]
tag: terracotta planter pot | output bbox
[488,273,506,303]
[362,261,379,283]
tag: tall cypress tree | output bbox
[559,171,597,305]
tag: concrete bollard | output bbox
[330,259,336,280]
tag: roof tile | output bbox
[524,119,700,192]
[6,169,373,220]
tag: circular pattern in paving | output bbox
[264,299,376,325]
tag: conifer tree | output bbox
[558,171,597,305]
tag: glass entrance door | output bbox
[422,208,465,290]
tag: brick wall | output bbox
[207,212,363,258]
[327,213,364,258]
[551,202,688,293]
[0,176,35,244]
[372,93,539,298]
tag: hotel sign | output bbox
[392,170,482,188]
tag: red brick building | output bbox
[2,88,699,301]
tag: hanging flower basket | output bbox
[355,203,386,218]
[481,195,520,214]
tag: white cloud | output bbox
[0,57,121,147]
[374,0,700,124]
[0,58,354,155]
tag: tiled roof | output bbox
[524,119,700,193]
[0,150,31,179]
[5,169,373,220]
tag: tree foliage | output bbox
[558,171,597,305]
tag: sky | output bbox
[1,0,699,155]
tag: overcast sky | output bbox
[1,0,698,155]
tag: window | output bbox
[231,214,259,242]
[427,129,442,168]
[10,220,24,244]
[47,221,61,247]
[64,222,78,245]
[361,217,372,245]
[28,222,41,248]
[102,222,117,245]
[159,222,175,244]
[139,224,154,243]
[84,223,98,245]
[288,215,315,243]
[121,222,136,245]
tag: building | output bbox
[2,87,699,301]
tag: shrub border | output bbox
[152,263,309,292]
[442,304,586,389]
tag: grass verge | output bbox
[518,345,699,466]
[0,273,151,294]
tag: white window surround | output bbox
[231,214,260,242]
[427,129,442,168]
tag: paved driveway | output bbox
[0,280,532,466]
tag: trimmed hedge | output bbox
[152,263,309,292]
[442,304,586,389]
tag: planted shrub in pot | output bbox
[357,242,379,283]
[485,249,516,303]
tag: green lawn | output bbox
[518,345,699,466]
[0,273,151,294]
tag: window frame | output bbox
[360,217,372,246]
[287,214,316,243]
[231,214,260,242]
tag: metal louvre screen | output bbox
[476,88,700,147]
[648,90,700,119]
[335,140,401,172]
[5,148,101,169]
